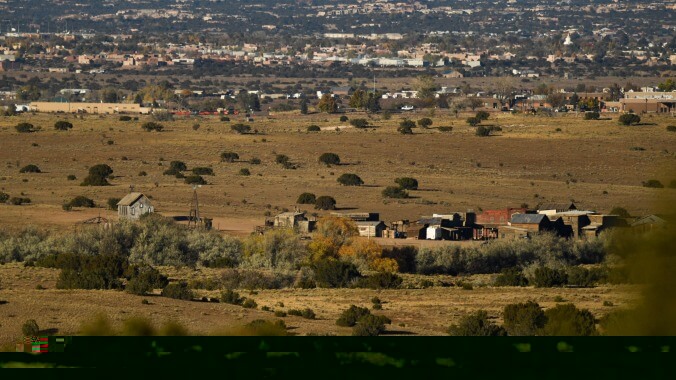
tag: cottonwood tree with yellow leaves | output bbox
[308,217,398,273]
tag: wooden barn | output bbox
[117,192,154,220]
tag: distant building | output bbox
[117,192,154,221]
[537,203,577,216]
[29,102,149,114]
[273,211,315,233]
[356,221,387,238]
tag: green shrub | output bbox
[67,174,77,181]
[19,164,41,173]
[319,153,341,166]
[55,253,128,290]
[141,122,163,132]
[618,113,640,126]
[397,125,413,134]
[530,266,568,287]
[313,259,360,288]
[297,192,316,204]
[81,164,113,186]
[395,177,418,190]
[353,272,402,289]
[22,319,40,336]
[9,197,31,205]
[231,123,251,134]
[274,311,287,317]
[314,196,336,210]
[399,119,416,129]
[352,314,389,336]
[288,308,316,319]
[221,289,244,305]
[54,120,74,130]
[438,126,453,132]
[541,303,596,336]
[642,179,663,188]
[0,191,9,203]
[307,125,321,132]
[566,266,599,287]
[475,111,490,121]
[220,116,230,122]
[161,282,194,301]
[105,198,121,211]
[584,112,600,120]
[185,175,207,185]
[503,301,546,336]
[68,196,95,208]
[169,161,187,172]
[337,173,363,186]
[349,118,369,128]
[382,186,409,199]
[336,305,371,327]
[494,267,529,287]
[475,125,490,136]
[242,298,258,309]
[667,125,676,132]
[239,168,251,176]
[447,310,506,336]
[249,158,261,165]
[466,117,480,126]
[119,116,132,121]
[417,117,433,128]
[242,319,287,336]
[15,122,37,133]
[339,116,348,122]
[221,152,239,163]
[126,266,169,296]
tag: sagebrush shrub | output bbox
[336,305,371,327]
[503,301,546,336]
[447,310,506,336]
[161,282,194,300]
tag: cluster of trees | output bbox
[0,215,657,296]
[296,193,337,211]
[348,90,381,113]
[381,177,418,199]
[448,301,597,336]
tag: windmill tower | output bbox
[188,185,201,227]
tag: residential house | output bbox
[117,192,154,221]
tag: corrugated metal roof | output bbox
[511,213,548,224]
[538,202,576,211]
[117,192,144,206]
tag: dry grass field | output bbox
[0,109,673,345]
[0,262,641,347]
[0,110,674,233]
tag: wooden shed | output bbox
[117,192,154,220]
